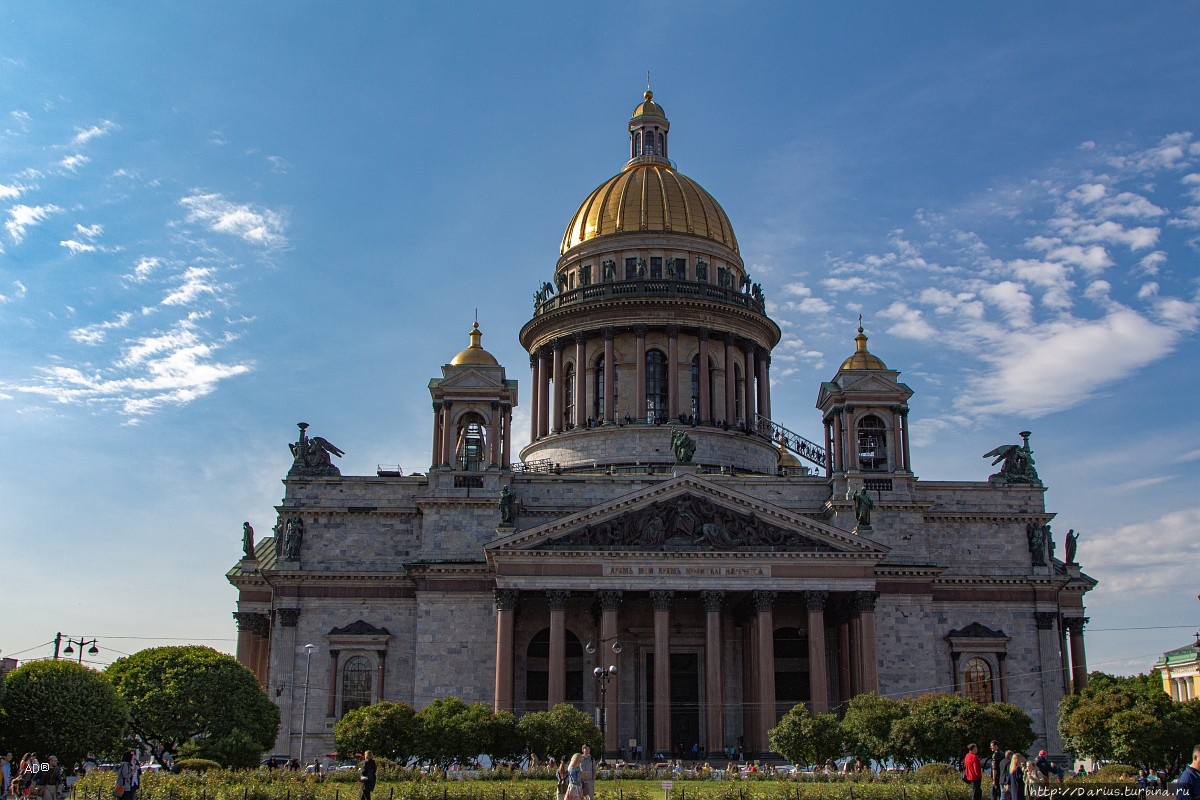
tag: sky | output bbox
[2,3,1198,683]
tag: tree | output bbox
[411,697,523,768]
[977,702,1035,758]
[841,693,907,766]
[769,705,844,766]
[105,646,279,768]
[335,701,418,761]
[1058,671,1175,770]
[891,693,986,765]
[516,703,602,762]
[0,660,127,765]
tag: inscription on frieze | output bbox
[603,564,769,578]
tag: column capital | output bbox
[553,338,566,352]
[852,590,879,613]
[665,325,680,338]
[376,649,387,659]
[753,589,778,612]
[701,590,725,612]
[724,331,737,345]
[495,588,520,610]
[573,331,588,345]
[650,589,674,611]
[530,353,538,368]
[633,325,648,337]
[1034,611,1059,630]
[277,607,300,628]
[597,590,623,610]
[329,648,340,659]
[806,590,829,612]
[696,327,709,342]
[546,589,571,610]
[603,327,616,341]
[1063,616,1089,634]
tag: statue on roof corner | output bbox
[498,484,517,526]
[982,430,1041,486]
[852,486,874,530]
[241,521,255,558]
[288,422,344,477]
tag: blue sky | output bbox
[2,3,1198,681]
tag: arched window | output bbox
[857,414,888,471]
[341,655,373,716]
[689,354,716,422]
[646,349,668,422]
[633,132,641,159]
[963,658,993,704]
[657,132,664,156]
[564,363,576,429]
[592,356,616,419]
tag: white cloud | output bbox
[1082,506,1200,595]
[980,280,1034,323]
[59,154,90,171]
[161,266,223,307]
[1136,251,1166,276]
[180,192,287,248]
[68,312,133,344]
[60,239,96,254]
[0,183,24,200]
[6,203,62,243]
[125,256,160,283]
[1044,244,1112,273]
[75,223,103,239]
[71,120,119,145]
[0,280,27,303]
[822,276,874,293]
[266,155,290,174]
[879,301,937,340]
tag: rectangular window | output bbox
[696,261,708,282]
[581,265,591,286]
[674,258,687,280]
[625,257,638,280]
[650,257,663,279]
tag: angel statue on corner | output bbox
[288,421,345,477]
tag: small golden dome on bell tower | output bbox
[450,321,500,366]
[839,318,888,371]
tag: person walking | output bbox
[1177,744,1200,800]
[989,742,1003,800]
[579,745,595,800]
[359,751,377,800]
[2,752,12,800]
[115,752,137,800]
[964,743,983,800]
[565,753,584,800]
[555,757,569,800]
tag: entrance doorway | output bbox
[644,652,701,758]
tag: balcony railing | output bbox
[533,279,766,317]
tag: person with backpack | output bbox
[115,752,137,800]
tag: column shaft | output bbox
[548,594,567,708]
[652,592,673,754]
[757,350,770,420]
[575,335,587,428]
[495,603,515,712]
[635,328,647,421]
[698,334,710,423]
[326,650,340,717]
[537,350,551,438]
[441,404,455,467]
[667,329,679,419]
[603,333,615,424]
[755,593,777,753]
[432,402,443,467]
[600,602,620,756]
[703,595,725,756]
[724,336,737,425]
[807,594,830,713]
[744,345,757,424]
[489,404,500,468]
[552,344,565,433]
[530,356,541,442]
[837,618,852,705]
[502,406,512,467]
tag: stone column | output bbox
[1034,612,1061,739]
[552,342,565,433]
[502,405,513,467]
[824,420,833,477]
[441,400,455,467]
[234,611,256,671]
[846,408,858,473]
[855,591,880,693]
[276,608,300,748]
[603,329,615,424]
[326,649,340,716]
[701,590,725,756]
[743,342,757,424]
[1066,617,1090,693]
[757,349,770,421]
[832,411,844,473]
[900,409,911,471]
[537,348,551,438]
[547,590,570,709]
[494,589,519,712]
[432,401,444,467]
[754,590,778,752]
[742,617,758,751]
[724,334,737,425]
[849,607,863,695]
[574,333,587,428]
[598,590,622,756]
[697,329,710,423]
[529,354,540,442]
[837,613,852,704]
[489,401,501,468]
[635,326,647,421]
[651,590,674,753]
[806,591,830,713]
[666,326,679,419]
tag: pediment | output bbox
[329,619,391,636]
[432,370,507,391]
[486,474,886,557]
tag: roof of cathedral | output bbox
[450,321,499,366]
[559,92,740,257]
[839,324,888,371]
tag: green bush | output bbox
[1092,764,1138,781]
[914,763,960,784]
[171,759,222,773]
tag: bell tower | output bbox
[429,322,518,471]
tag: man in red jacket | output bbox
[964,743,983,800]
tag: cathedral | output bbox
[228,90,1095,762]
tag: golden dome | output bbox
[560,164,739,255]
[776,435,802,468]
[632,90,666,120]
[839,323,888,371]
[450,322,499,366]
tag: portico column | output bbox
[666,326,679,419]
[494,589,519,712]
[701,590,725,757]
[837,613,852,704]
[603,328,615,424]
[754,590,778,753]
[432,401,444,467]
[697,329,710,423]
[574,333,587,428]
[1066,617,1090,693]
[529,355,540,443]
[537,348,551,438]
[757,349,770,421]
[598,590,622,757]
[233,611,256,671]
[275,608,300,748]
[846,408,858,472]
[724,334,737,425]
[547,590,570,709]
[806,591,830,713]
[502,405,512,467]
[856,591,880,693]
[325,649,340,716]
[651,590,674,754]
[552,341,565,433]
[635,326,647,421]
[832,411,844,473]
[489,401,501,468]
[900,408,912,471]
[743,342,757,425]
[441,401,455,467]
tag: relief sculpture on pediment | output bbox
[546,495,837,553]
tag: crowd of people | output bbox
[1,750,143,800]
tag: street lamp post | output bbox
[593,665,617,762]
[299,643,317,768]
[56,633,100,663]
